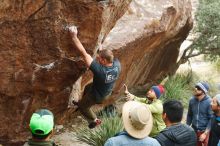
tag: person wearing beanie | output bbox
[208,94,220,146]
[187,82,213,146]
[23,109,57,146]
[124,84,166,137]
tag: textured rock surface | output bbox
[0,0,192,145]
[103,0,193,100]
[0,0,131,144]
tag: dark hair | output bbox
[31,130,52,140]
[163,100,183,123]
[98,49,114,63]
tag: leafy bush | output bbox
[75,112,123,146]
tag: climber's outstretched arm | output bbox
[69,26,93,67]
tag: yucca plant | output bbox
[75,112,124,146]
[162,73,193,107]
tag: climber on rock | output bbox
[68,26,121,129]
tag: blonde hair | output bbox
[98,49,114,63]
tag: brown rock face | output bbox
[0,0,131,144]
[103,0,193,99]
[0,0,192,144]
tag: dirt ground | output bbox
[52,112,90,146]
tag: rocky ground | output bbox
[52,112,90,146]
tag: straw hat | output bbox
[122,101,153,139]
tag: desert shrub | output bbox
[75,112,123,146]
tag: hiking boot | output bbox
[88,118,102,129]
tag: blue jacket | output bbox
[104,131,161,146]
[186,95,213,131]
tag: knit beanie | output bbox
[195,82,209,94]
[151,85,165,99]
[215,94,220,105]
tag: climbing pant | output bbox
[78,83,111,123]
[196,131,209,146]
[78,83,97,123]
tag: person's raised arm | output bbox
[69,26,93,67]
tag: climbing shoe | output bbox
[88,118,102,129]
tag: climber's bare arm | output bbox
[69,26,93,67]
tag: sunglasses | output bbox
[195,86,202,91]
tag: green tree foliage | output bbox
[177,0,220,67]
[193,0,220,60]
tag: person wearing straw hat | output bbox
[155,100,196,146]
[187,82,213,146]
[124,84,166,137]
[104,101,161,146]
[23,109,56,146]
[208,94,220,146]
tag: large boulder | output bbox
[103,0,193,100]
[0,0,192,144]
[0,0,131,144]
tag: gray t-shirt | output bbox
[89,59,121,103]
